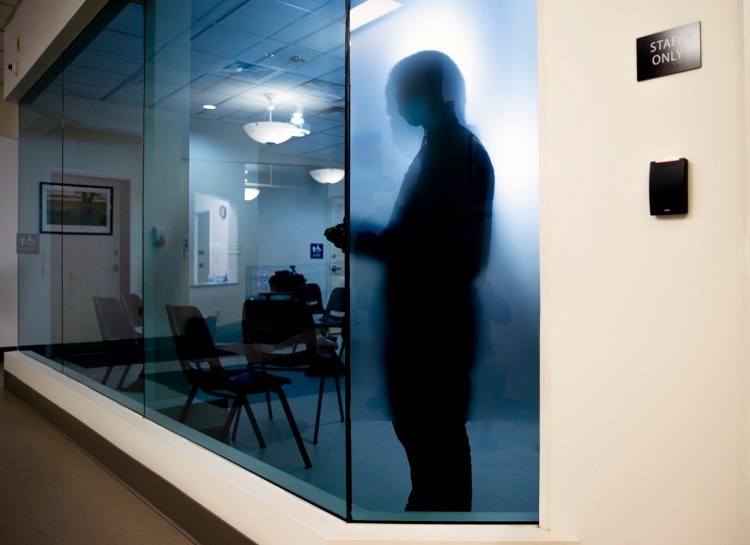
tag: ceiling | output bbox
[46,0,355,162]
[0,0,22,86]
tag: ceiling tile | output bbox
[191,0,240,23]
[70,50,141,78]
[296,21,344,53]
[251,45,321,71]
[310,0,347,19]
[189,73,226,90]
[107,3,144,37]
[236,38,289,64]
[190,50,234,74]
[207,77,257,97]
[297,53,342,79]
[270,12,333,44]
[191,25,261,57]
[274,0,332,12]
[220,0,305,37]
[315,66,344,84]
[89,29,143,61]
[192,89,233,105]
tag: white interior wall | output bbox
[189,117,336,327]
[0,135,18,349]
[538,0,749,543]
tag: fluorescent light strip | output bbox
[350,0,403,31]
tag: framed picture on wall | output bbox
[39,182,113,235]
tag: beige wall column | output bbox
[539,0,748,543]
[0,83,18,349]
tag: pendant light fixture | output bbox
[289,55,310,135]
[243,93,309,145]
[243,56,311,146]
[309,168,345,184]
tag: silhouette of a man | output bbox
[328,50,494,511]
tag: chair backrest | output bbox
[165,305,222,373]
[93,296,136,342]
[324,287,346,320]
[301,283,324,314]
[242,299,316,366]
[120,293,144,328]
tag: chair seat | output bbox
[304,355,345,377]
[228,369,292,387]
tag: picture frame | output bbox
[39,182,113,235]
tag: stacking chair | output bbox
[243,299,344,444]
[120,292,144,333]
[165,304,312,468]
[316,287,346,357]
[93,296,142,389]
[301,283,325,317]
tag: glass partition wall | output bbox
[18,0,538,523]
[18,0,145,413]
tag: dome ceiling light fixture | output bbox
[244,187,260,201]
[309,168,345,184]
[244,166,261,201]
[243,93,309,145]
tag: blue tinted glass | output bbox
[142,0,347,517]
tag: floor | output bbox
[0,362,196,545]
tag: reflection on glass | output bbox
[18,1,146,410]
[143,0,347,518]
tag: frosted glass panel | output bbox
[349,0,539,521]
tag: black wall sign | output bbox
[637,22,701,81]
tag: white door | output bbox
[50,174,131,344]
[327,196,345,298]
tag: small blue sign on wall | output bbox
[310,243,324,259]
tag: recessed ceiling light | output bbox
[202,104,217,110]
[350,0,403,31]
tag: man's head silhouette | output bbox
[389,50,466,128]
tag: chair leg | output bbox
[231,403,242,440]
[275,388,312,469]
[178,385,199,423]
[313,376,325,445]
[221,398,241,443]
[265,391,273,419]
[101,364,114,386]
[238,395,266,448]
[116,363,133,390]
